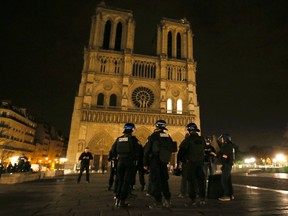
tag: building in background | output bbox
[66,2,200,171]
[0,100,68,168]
[34,123,68,169]
[0,100,36,165]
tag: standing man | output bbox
[77,147,93,183]
[110,123,139,207]
[143,120,177,208]
[203,136,216,179]
[212,134,235,201]
[176,123,206,206]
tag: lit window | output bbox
[177,99,182,114]
[167,98,172,113]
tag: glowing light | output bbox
[10,156,19,164]
[244,157,256,164]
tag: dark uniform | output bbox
[77,147,93,183]
[177,123,206,205]
[217,134,235,201]
[110,123,139,207]
[143,120,177,208]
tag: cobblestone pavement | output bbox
[0,172,288,216]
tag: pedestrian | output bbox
[143,120,177,208]
[211,134,235,201]
[0,161,5,177]
[176,123,206,206]
[203,136,216,179]
[77,147,93,183]
[7,162,13,173]
[18,154,28,172]
[110,123,139,207]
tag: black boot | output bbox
[119,200,129,207]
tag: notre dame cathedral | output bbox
[66,2,200,170]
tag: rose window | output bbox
[132,87,154,108]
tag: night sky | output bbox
[1,0,288,151]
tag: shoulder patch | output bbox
[160,133,169,137]
[119,137,129,142]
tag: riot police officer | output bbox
[212,134,235,201]
[110,123,139,207]
[143,120,177,208]
[177,123,206,206]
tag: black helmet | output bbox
[155,120,168,130]
[186,123,200,132]
[218,133,232,143]
[173,168,182,176]
[123,123,135,133]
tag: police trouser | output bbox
[186,161,206,200]
[221,164,233,197]
[203,162,215,179]
[149,157,171,202]
[180,162,188,196]
[108,165,116,188]
[115,157,135,200]
[131,164,145,188]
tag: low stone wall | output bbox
[0,170,65,184]
[42,170,64,178]
[0,172,41,184]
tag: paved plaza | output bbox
[0,172,287,216]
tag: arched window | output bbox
[177,99,183,114]
[176,33,181,59]
[97,93,104,106]
[167,98,172,113]
[103,21,111,49]
[167,31,172,58]
[109,94,117,106]
[115,22,122,51]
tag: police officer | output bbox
[203,136,216,179]
[212,134,235,201]
[77,147,93,183]
[143,120,177,208]
[177,123,206,206]
[110,123,139,207]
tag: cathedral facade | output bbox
[66,3,200,170]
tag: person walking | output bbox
[176,123,206,206]
[143,120,177,208]
[110,123,140,207]
[211,134,235,201]
[77,147,93,183]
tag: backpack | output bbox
[187,134,205,162]
[152,132,177,163]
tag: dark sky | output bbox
[1,0,288,151]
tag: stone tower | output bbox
[65,2,200,170]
